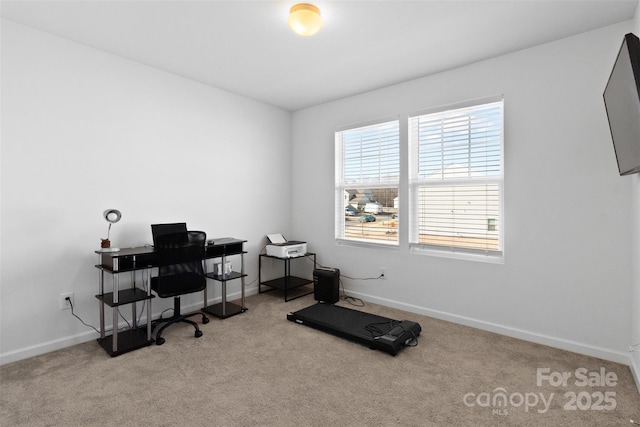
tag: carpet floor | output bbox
[1,291,639,426]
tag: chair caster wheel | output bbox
[156,337,165,345]
[202,316,210,324]
[195,330,203,338]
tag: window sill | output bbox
[410,244,504,264]
[335,238,400,251]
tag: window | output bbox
[335,120,400,245]
[409,99,503,256]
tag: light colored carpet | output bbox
[1,291,639,426]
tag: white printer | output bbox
[266,233,307,258]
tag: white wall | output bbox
[630,2,640,387]
[2,14,638,372]
[291,22,635,363]
[0,20,293,363]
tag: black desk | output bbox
[95,238,247,356]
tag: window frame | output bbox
[335,119,400,247]
[408,97,504,261]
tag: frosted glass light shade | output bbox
[288,3,322,36]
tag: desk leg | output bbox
[112,306,118,353]
[130,270,137,330]
[258,255,262,294]
[112,264,119,354]
[221,254,227,318]
[146,267,152,341]
[203,259,209,308]
[99,268,105,340]
[241,252,246,310]
[284,258,290,301]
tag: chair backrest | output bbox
[153,230,207,298]
[151,222,188,247]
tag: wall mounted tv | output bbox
[603,32,640,176]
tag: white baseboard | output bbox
[0,287,259,366]
[630,351,640,395]
[0,330,99,366]
[346,290,636,368]
[4,284,638,396]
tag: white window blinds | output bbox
[336,121,400,245]
[409,100,503,255]
[338,121,400,185]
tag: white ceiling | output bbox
[1,0,638,111]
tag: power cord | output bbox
[307,254,383,281]
[341,273,384,280]
[365,319,419,348]
[118,310,132,329]
[272,252,381,306]
[135,268,148,325]
[365,319,400,338]
[155,308,175,322]
[302,255,365,306]
[244,276,258,288]
[67,297,100,335]
[67,296,140,335]
[339,278,364,307]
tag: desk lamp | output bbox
[100,209,122,252]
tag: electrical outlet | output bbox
[380,268,386,279]
[60,292,74,311]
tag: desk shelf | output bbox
[95,288,154,307]
[95,250,155,357]
[202,301,245,318]
[97,328,154,357]
[259,253,316,302]
[202,239,248,319]
[260,276,311,292]
[205,271,245,282]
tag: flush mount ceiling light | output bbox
[288,3,323,36]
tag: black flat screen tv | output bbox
[603,32,640,176]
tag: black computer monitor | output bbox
[151,222,188,247]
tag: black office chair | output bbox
[151,230,209,345]
[151,222,187,246]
